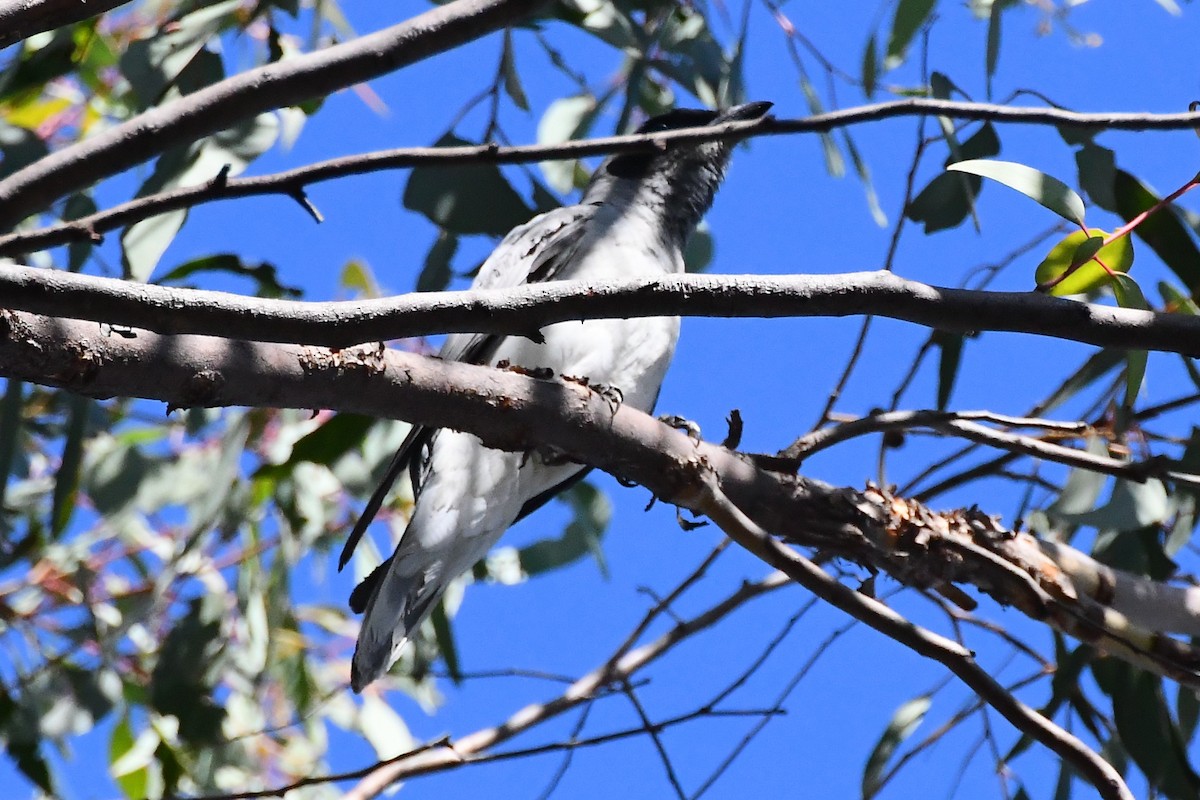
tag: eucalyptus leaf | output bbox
[404,133,532,236]
[948,159,1086,225]
[885,0,938,69]
[537,94,599,193]
[863,695,932,798]
[1113,170,1200,291]
[1034,229,1133,295]
[1111,274,1149,407]
[518,481,611,577]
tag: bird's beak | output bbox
[715,101,773,124]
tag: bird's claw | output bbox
[564,376,624,415]
[659,414,702,445]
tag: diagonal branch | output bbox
[0,0,548,230]
[689,474,1132,800]
[2,263,1200,357]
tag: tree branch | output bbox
[0,0,134,49]
[0,0,548,230]
[1,264,1199,357]
[2,307,1195,796]
[3,100,1199,250]
[690,474,1133,800]
[786,409,1190,486]
[341,574,791,799]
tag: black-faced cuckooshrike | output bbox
[341,101,772,691]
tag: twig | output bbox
[339,573,790,799]
[689,471,1133,800]
[4,100,1200,243]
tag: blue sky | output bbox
[9,1,1200,798]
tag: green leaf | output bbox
[7,740,52,795]
[556,0,638,50]
[121,209,187,282]
[359,693,415,759]
[500,30,529,111]
[0,26,78,104]
[404,133,533,236]
[150,596,226,745]
[122,112,279,281]
[1168,428,1200,556]
[537,94,600,193]
[340,258,381,298]
[932,331,963,411]
[862,695,932,798]
[0,380,24,511]
[684,224,713,273]
[1059,478,1169,534]
[842,128,887,227]
[63,193,97,272]
[1181,687,1200,745]
[417,231,458,292]
[1159,281,1200,315]
[861,34,878,98]
[906,123,999,233]
[1111,274,1148,407]
[1047,435,1110,518]
[1093,660,1200,799]
[1076,143,1117,210]
[430,600,461,683]
[109,714,150,800]
[50,394,88,537]
[1113,170,1200,292]
[799,73,843,178]
[118,0,241,109]
[0,120,50,181]
[948,159,1086,225]
[884,0,938,69]
[985,2,1003,96]
[158,254,302,298]
[83,438,152,516]
[518,482,612,576]
[256,414,374,485]
[1034,229,1134,296]
[1041,349,1124,415]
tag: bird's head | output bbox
[583,101,773,247]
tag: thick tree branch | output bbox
[3,101,1199,252]
[2,264,1199,357]
[2,308,1195,795]
[0,0,133,49]
[5,307,1199,680]
[0,0,547,230]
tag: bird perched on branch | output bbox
[341,101,772,692]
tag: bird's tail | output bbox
[350,557,445,692]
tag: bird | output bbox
[341,101,772,692]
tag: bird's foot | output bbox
[659,414,702,445]
[563,375,625,414]
[496,360,556,380]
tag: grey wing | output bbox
[437,203,596,364]
[339,203,597,575]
